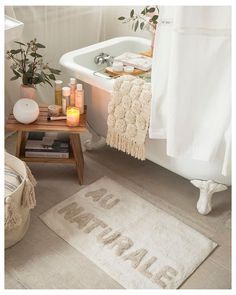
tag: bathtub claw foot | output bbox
[84,136,106,151]
[190,180,227,215]
[84,123,106,151]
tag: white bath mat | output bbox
[40,177,217,289]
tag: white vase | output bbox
[20,84,36,100]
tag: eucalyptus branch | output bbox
[20,45,24,71]
[7,54,22,69]
[118,6,159,33]
[6,38,61,86]
[31,55,37,82]
[138,14,156,30]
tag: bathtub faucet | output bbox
[94,53,114,66]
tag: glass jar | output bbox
[66,106,80,127]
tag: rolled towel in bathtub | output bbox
[106,76,151,160]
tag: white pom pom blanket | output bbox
[106,76,151,160]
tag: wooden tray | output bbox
[140,50,153,57]
[105,66,146,77]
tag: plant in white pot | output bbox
[6,38,61,99]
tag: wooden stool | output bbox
[6,105,87,185]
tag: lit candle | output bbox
[66,107,80,127]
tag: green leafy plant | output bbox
[6,38,61,87]
[118,6,159,33]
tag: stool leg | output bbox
[16,131,26,158]
[70,134,84,184]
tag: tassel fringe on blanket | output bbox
[106,129,145,160]
[106,75,151,160]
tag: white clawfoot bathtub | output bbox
[60,36,231,214]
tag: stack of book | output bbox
[25,132,69,159]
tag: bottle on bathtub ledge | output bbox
[75,83,84,114]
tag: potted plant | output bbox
[118,6,159,56]
[6,38,61,99]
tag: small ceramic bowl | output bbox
[124,66,134,73]
[48,104,62,116]
[112,61,123,72]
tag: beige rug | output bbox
[40,176,217,289]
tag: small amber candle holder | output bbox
[66,107,80,127]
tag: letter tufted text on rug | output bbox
[40,177,217,289]
[57,199,178,288]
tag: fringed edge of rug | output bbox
[106,129,145,160]
[5,197,22,231]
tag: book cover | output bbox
[25,139,69,152]
[28,132,45,140]
[25,151,69,159]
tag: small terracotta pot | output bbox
[20,84,36,100]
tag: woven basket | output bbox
[5,152,36,248]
